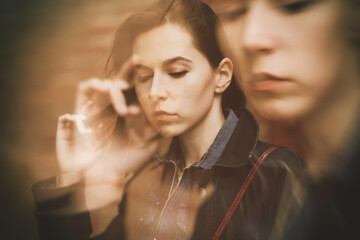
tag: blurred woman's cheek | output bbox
[215,0,351,121]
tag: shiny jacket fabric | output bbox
[32,109,320,240]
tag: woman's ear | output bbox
[215,58,233,93]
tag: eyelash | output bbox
[169,71,188,78]
[136,70,188,83]
[218,1,315,20]
[220,8,247,21]
[279,1,314,14]
[136,75,152,83]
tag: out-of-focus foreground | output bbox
[0,0,154,239]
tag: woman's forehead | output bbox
[133,24,193,56]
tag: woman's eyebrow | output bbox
[134,64,152,71]
[208,0,246,12]
[163,56,192,66]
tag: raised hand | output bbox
[55,57,165,208]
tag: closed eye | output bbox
[169,71,188,78]
[135,75,153,83]
[219,8,247,21]
[280,1,314,14]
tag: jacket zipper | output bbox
[154,160,185,239]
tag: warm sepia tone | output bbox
[0,0,155,238]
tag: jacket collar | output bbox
[196,109,239,169]
[158,108,259,169]
[213,108,259,168]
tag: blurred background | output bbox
[0,0,155,238]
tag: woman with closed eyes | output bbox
[205,0,360,238]
[32,0,320,239]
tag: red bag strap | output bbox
[212,145,283,240]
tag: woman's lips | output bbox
[249,72,291,91]
[153,110,176,121]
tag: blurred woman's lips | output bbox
[249,72,291,91]
[153,110,176,121]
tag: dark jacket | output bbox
[315,118,360,240]
[32,109,320,240]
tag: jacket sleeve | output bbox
[32,177,93,240]
[263,146,321,240]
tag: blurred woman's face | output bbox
[133,23,218,137]
[212,0,349,120]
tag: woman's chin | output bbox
[159,132,176,138]
[156,127,179,138]
[156,124,185,138]
[253,100,311,122]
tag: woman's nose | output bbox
[242,4,276,54]
[149,74,168,102]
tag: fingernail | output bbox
[118,106,127,115]
[129,106,140,115]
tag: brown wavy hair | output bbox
[106,0,246,111]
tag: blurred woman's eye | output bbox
[279,1,315,14]
[169,70,188,78]
[135,75,153,83]
[218,8,247,22]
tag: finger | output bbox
[115,56,138,89]
[78,100,94,116]
[76,78,111,113]
[75,114,93,134]
[83,104,116,127]
[78,78,109,95]
[108,81,129,116]
[111,56,141,116]
[110,57,135,116]
[127,104,141,116]
[73,101,95,135]
[58,114,72,123]
[65,120,76,130]
[57,114,77,141]
[58,114,76,130]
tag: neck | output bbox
[300,74,360,180]
[178,98,225,169]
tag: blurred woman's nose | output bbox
[242,4,276,54]
[149,73,168,102]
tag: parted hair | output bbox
[106,0,246,110]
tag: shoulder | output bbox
[248,141,315,197]
[250,140,308,177]
[249,141,320,239]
